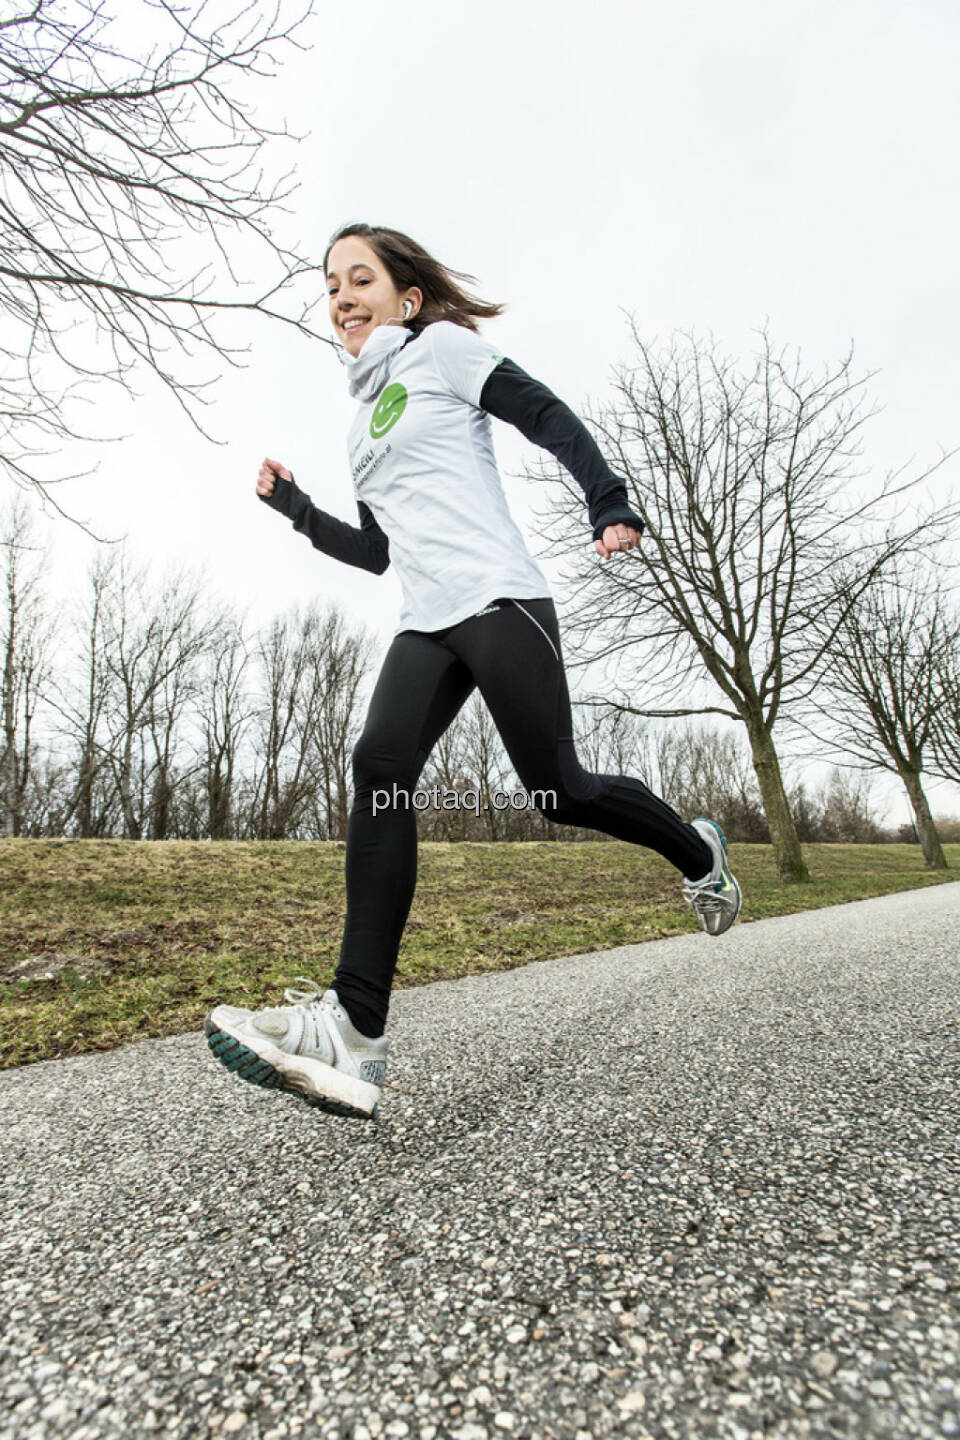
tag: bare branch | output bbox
[0,0,327,508]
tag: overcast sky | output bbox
[33,0,960,824]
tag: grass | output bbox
[0,838,957,1069]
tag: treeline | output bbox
[1,505,939,845]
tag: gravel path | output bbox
[2,884,959,1440]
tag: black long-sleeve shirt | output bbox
[481,357,644,541]
[262,477,390,574]
[259,353,644,573]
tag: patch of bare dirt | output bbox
[480,908,551,928]
[5,952,116,981]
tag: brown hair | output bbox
[323,222,506,335]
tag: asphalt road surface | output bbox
[2,884,959,1440]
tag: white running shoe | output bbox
[204,979,388,1119]
[682,818,743,936]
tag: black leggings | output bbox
[332,597,713,1037]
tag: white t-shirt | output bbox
[346,320,551,633]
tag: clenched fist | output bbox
[256,457,291,498]
[595,523,642,559]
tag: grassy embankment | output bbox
[0,838,957,1069]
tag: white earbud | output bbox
[380,299,417,329]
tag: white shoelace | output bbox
[283,976,327,1006]
[278,976,336,1053]
[681,876,730,913]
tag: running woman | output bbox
[205,223,742,1119]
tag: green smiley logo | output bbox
[370,382,408,439]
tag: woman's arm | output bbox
[257,462,390,575]
[479,358,644,542]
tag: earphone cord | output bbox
[331,305,413,363]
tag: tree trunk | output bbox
[117,732,142,840]
[745,715,810,883]
[899,766,947,870]
[1,585,17,838]
[75,744,95,838]
[207,750,233,840]
[150,769,173,840]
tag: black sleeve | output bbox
[259,473,390,575]
[479,357,644,541]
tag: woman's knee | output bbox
[520,738,606,819]
[534,794,580,826]
[352,729,422,796]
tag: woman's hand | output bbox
[256,457,291,498]
[595,523,642,559]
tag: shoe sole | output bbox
[204,1016,380,1121]
[708,872,743,934]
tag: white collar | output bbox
[343,323,414,401]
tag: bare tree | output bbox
[535,325,953,881]
[460,693,513,841]
[306,608,376,841]
[930,626,960,787]
[46,551,120,835]
[418,707,475,841]
[94,553,214,838]
[651,722,769,843]
[573,702,651,782]
[808,564,958,869]
[19,753,72,836]
[804,770,884,845]
[1,0,324,506]
[245,604,334,839]
[195,616,250,840]
[0,496,51,834]
[142,609,210,839]
[417,694,541,842]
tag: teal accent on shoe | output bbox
[693,816,727,852]
[206,1029,282,1088]
[205,1023,378,1118]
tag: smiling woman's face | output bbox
[326,235,421,356]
